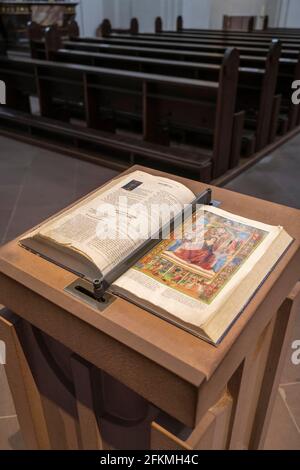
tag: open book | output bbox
[21,170,293,345]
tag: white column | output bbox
[182,0,211,29]
[265,0,282,27]
[131,0,162,33]
[281,0,300,27]
[113,0,132,29]
[76,0,104,36]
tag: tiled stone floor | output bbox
[226,134,300,209]
[0,134,299,449]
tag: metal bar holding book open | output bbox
[91,188,213,301]
[22,188,213,307]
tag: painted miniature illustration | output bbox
[134,210,267,304]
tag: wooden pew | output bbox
[165,19,300,42]
[129,18,300,49]
[152,32,300,49]
[63,34,287,77]
[172,31,300,45]
[28,19,80,41]
[235,41,281,151]
[0,52,239,178]
[267,27,300,34]
[67,20,80,40]
[176,20,300,37]
[177,16,183,32]
[262,16,269,31]
[64,38,256,63]
[69,32,298,60]
[176,32,300,44]
[0,107,212,181]
[0,29,6,55]
[64,38,289,144]
[155,17,163,34]
[32,26,281,154]
[29,23,62,61]
[96,18,139,37]
[108,32,300,51]
[93,23,300,56]
[118,25,299,132]
[83,26,298,132]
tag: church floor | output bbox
[0,133,299,449]
[225,134,300,210]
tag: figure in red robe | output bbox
[175,237,218,270]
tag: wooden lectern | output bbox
[0,166,299,450]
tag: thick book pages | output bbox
[113,206,292,344]
[23,170,195,277]
[21,170,293,345]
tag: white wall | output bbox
[182,0,211,28]
[266,0,282,27]
[278,0,300,27]
[210,0,268,29]
[161,0,183,31]
[209,0,300,29]
[104,0,132,28]
[76,0,132,36]
[131,0,162,32]
[76,0,185,35]
[131,0,183,32]
[76,0,104,36]
[75,0,300,37]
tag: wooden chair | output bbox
[223,15,255,33]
